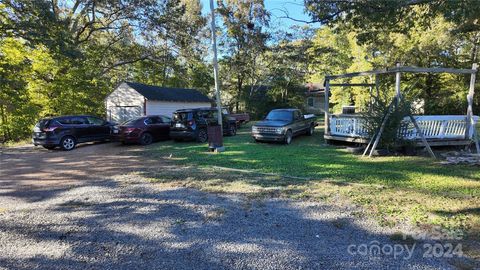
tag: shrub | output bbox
[362,95,414,151]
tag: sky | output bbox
[200,0,320,32]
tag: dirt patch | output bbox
[0,142,166,200]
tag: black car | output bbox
[170,108,237,142]
[32,115,115,150]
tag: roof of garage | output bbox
[124,82,211,103]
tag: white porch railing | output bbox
[329,115,369,138]
[329,115,479,140]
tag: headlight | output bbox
[252,126,258,133]
[275,128,284,134]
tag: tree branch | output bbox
[100,55,151,76]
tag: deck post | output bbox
[408,115,436,158]
[472,120,480,154]
[324,79,330,135]
[466,63,477,140]
[395,63,402,101]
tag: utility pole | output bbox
[209,0,223,128]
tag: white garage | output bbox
[105,82,212,123]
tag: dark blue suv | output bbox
[32,115,115,150]
[169,108,237,142]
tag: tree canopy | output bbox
[0,0,478,141]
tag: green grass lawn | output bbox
[146,123,480,245]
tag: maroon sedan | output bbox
[112,115,171,145]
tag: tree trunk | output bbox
[236,76,243,112]
[471,34,479,64]
[425,74,434,114]
[0,105,10,142]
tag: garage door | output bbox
[108,106,142,123]
[146,101,211,118]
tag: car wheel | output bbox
[197,129,208,143]
[307,124,315,136]
[140,132,153,145]
[42,145,56,150]
[228,125,237,136]
[284,130,293,145]
[60,136,76,151]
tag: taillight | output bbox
[43,126,58,132]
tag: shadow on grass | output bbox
[145,128,480,198]
[434,207,480,216]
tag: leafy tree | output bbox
[0,38,40,140]
[307,27,372,113]
[216,0,270,111]
[304,2,479,115]
[237,29,314,119]
[304,0,480,36]
[0,0,213,142]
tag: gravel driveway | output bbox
[0,143,463,269]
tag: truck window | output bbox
[294,111,302,120]
[265,111,293,122]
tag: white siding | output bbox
[105,82,144,123]
[146,101,211,118]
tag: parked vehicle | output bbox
[170,108,237,143]
[32,115,115,150]
[222,108,250,127]
[251,109,317,144]
[112,115,171,145]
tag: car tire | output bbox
[42,145,56,150]
[196,129,208,143]
[228,125,237,136]
[60,136,76,151]
[140,132,153,145]
[284,130,293,145]
[307,124,315,136]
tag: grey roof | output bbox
[125,82,211,103]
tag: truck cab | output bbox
[251,109,317,144]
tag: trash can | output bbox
[207,125,224,152]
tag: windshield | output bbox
[121,118,142,126]
[265,111,292,121]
